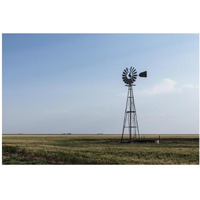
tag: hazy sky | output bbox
[2,34,199,134]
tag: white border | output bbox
[1,1,200,200]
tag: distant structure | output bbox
[121,67,147,143]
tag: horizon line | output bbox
[2,133,199,135]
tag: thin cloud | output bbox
[136,78,179,95]
[135,79,198,95]
[181,84,199,90]
[44,109,69,114]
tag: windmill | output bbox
[121,67,147,143]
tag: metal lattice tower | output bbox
[121,67,147,143]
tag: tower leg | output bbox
[121,88,129,142]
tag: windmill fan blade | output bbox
[139,71,147,77]
[131,69,136,73]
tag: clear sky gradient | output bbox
[2,34,199,134]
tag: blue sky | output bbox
[2,34,199,134]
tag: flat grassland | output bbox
[2,134,199,165]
